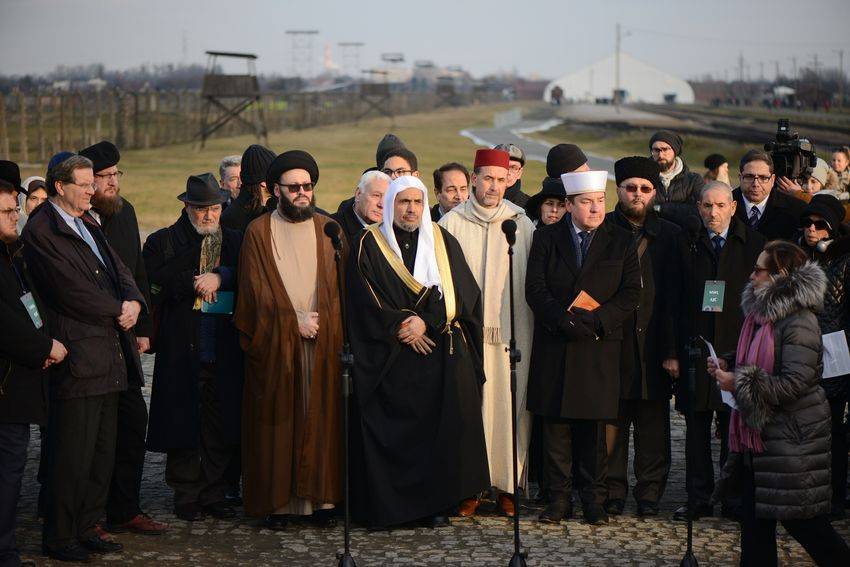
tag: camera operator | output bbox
[733,150,805,241]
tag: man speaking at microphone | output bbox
[234,150,343,530]
[525,170,641,525]
[347,175,489,528]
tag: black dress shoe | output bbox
[583,504,609,525]
[224,488,243,507]
[309,509,338,528]
[636,501,659,517]
[429,515,451,528]
[175,503,207,522]
[604,499,625,515]
[539,501,572,524]
[203,501,237,519]
[79,536,123,554]
[264,514,288,531]
[673,503,713,522]
[46,544,92,563]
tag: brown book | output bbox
[568,290,600,313]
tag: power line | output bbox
[624,26,850,48]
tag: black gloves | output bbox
[558,309,596,341]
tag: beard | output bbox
[91,188,123,217]
[655,157,674,172]
[279,194,315,222]
[395,219,420,232]
[621,198,653,222]
[190,221,220,235]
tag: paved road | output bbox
[15,354,850,565]
[461,118,616,177]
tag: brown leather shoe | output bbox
[457,498,480,517]
[105,513,168,535]
[498,493,516,517]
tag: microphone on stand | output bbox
[685,215,701,254]
[501,218,527,567]
[817,239,833,254]
[324,220,358,567]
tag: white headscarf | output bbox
[381,175,443,294]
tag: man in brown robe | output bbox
[234,150,343,529]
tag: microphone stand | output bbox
[505,231,528,567]
[680,339,699,567]
[330,237,358,567]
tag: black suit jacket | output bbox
[22,203,146,400]
[525,216,642,419]
[673,216,766,412]
[733,187,806,241]
[331,198,366,247]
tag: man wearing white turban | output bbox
[347,175,490,528]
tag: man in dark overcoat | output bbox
[22,155,146,562]
[603,157,680,517]
[669,180,766,521]
[732,149,806,241]
[79,140,167,535]
[526,170,641,525]
[0,177,67,566]
[143,174,242,522]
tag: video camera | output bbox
[764,119,817,180]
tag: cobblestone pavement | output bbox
[15,354,850,565]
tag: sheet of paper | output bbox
[701,336,737,409]
[822,331,850,379]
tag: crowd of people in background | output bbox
[3,126,850,566]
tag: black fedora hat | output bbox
[525,177,567,220]
[177,173,229,206]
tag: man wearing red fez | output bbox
[439,148,535,518]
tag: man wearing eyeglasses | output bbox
[381,147,420,180]
[732,149,806,241]
[494,143,531,208]
[22,155,147,562]
[143,174,243,523]
[601,157,680,518]
[234,150,344,530]
[670,181,766,523]
[648,130,704,227]
[78,140,167,536]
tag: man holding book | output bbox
[525,170,641,525]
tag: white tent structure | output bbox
[544,52,695,104]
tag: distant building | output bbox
[544,53,695,104]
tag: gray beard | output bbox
[189,221,220,235]
[394,220,420,232]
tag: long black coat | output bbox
[143,213,243,451]
[673,216,766,412]
[97,197,152,337]
[656,161,703,227]
[0,241,52,425]
[607,208,681,400]
[525,216,642,420]
[330,197,366,248]
[22,203,145,400]
[733,187,806,241]
[220,189,265,233]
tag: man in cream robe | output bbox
[439,148,534,517]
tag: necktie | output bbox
[748,206,761,228]
[74,217,106,267]
[579,231,591,263]
[712,234,725,256]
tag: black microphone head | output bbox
[685,215,702,236]
[501,219,517,245]
[324,221,341,238]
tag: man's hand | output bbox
[662,358,680,379]
[713,369,736,393]
[194,273,222,304]
[776,176,803,195]
[117,301,142,331]
[408,335,436,355]
[44,339,68,369]
[136,337,151,354]
[397,316,427,344]
[297,311,320,340]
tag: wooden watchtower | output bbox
[197,51,268,148]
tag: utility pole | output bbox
[759,61,765,82]
[811,53,822,104]
[738,52,745,82]
[772,60,780,81]
[835,49,845,107]
[615,23,621,106]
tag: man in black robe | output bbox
[347,175,489,529]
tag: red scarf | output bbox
[730,312,772,454]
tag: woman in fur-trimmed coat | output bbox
[709,241,850,566]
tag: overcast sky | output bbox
[2,0,849,81]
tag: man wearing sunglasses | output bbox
[732,149,806,241]
[603,157,681,518]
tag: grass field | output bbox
[18,102,548,231]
